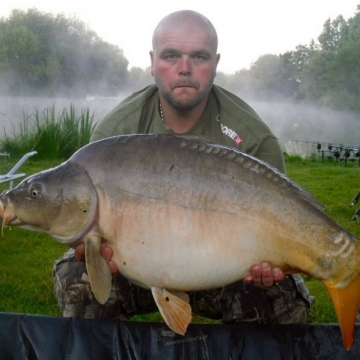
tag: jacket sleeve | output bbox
[254,136,286,174]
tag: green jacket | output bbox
[91,84,285,173]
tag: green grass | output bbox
[0,154,360,326]
[0,227,65,315]
[286,159,360,324]
[0,158,64,316]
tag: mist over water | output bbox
[251,101,359,143]
[1,93,359,158]
[247,100,360,157]
[0,95,126,139]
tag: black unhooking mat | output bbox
[0,313,360,359]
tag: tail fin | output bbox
[324,275,360,350]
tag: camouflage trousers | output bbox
[53,249,314,323]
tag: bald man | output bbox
[54,10,313,326]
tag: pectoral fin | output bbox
[324,275,360,350]
[84,236,112,304]
[151,287,192,335]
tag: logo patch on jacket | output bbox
[221,123,243,146]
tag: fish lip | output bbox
[1,203,20,226]
[1,203,21,235]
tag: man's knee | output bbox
[53,249,94,317]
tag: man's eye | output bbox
[193,55,209,64]
[165,54,177,60]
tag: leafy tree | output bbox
[230,54,303,100]
[214,68,254,98]
[86,41,129,95]
[318,16,346,51]
[0,9,129,96]
[128,66,153,90]
[331,11,360,111]
[280,44,316,99]
[299,8,360,111]
[300,50,338,105]
[0,11,44,94]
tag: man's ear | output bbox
[213,53,221,78]
[215,53,221,67]
[149,51,155,76]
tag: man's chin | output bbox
[171,99,199,111]
[171,89,199,105]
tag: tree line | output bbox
[0,9,130,96]
[217,6,360,113]
[1,7,360,113]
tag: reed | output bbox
[0,104,95,160]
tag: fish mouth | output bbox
[0,202,20,236]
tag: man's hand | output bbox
[74,242,119,276]
[243,262,284,287]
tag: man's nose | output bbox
[178,56,192,75]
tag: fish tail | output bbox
[324,275,360,350]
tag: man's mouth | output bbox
[171,81,198,90]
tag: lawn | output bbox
[0,154,359,325]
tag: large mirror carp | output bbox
[1,134,360,349]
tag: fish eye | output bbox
[29,184,42,198]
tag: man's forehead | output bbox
[154,25,216,53]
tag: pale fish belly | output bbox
[100,199,275,291]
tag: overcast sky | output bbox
[1,1,359,74]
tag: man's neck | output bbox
[159,98,208,134]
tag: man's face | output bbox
[150,24,220,111]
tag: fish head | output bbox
[0,161,98,246]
